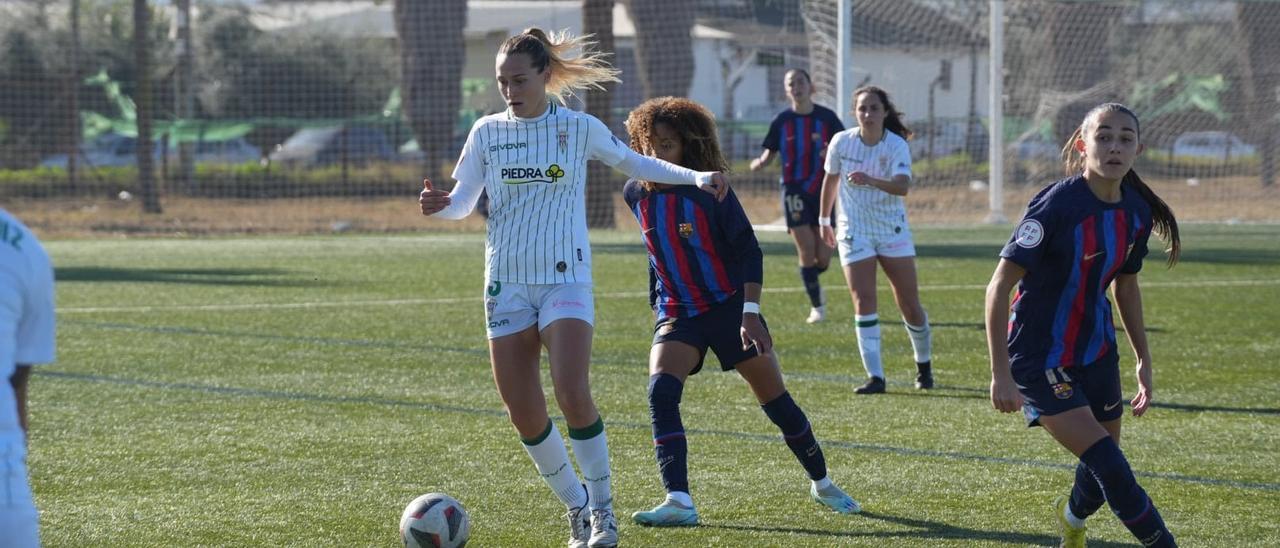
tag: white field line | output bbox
[57,278,1280,314]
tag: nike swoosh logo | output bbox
[1083,251,1105,261]
[1104,400,1122,411]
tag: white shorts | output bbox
[838,230,917,265]
[483,281,594,339]
[0,440,39,548]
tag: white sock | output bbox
[666,491,694,508]
[1065,503,1086,528]
[522,421,588,509]
[905,313,932,364]
[812,476,833,491]
[855,313,884,378]
[569,422,613,511]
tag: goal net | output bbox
[1,0,1277,236]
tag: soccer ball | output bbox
[400,493,470,548]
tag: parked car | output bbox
[1011,134,1061,162]
[40,133,143,169]
[1171,131,1256,160]
[171,138,261,165]
[40,133,261,168]
[908,119,988,160]
[268,126,395,168]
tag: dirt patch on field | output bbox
[5,176,1277,238]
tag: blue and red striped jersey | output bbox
[762,105,844,194]
[1001,175,1152,372]
[623,180,764,320]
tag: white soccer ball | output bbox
[400,493,470,548]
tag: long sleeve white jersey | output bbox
[0,208,55,445]
[823,128,914,240]
[439,101,713,285]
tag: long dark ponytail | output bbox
[1064,103,1180,266]
[853,85,913,140]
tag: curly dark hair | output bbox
[624,97,729,181]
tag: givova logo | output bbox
[489,142,527,152]
[501,163,566,185]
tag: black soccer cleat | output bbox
[915,361,934,389]
[854,376,886,394]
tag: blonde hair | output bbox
[498,28,621,104]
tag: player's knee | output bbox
[648,373,684,410]
[552,385,594,416]
[1081,436,1138,491]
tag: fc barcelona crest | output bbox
[678,223,694,238]
[558,129,569,153]
[1052,383,1074,400]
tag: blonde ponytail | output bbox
[499,27,621,104]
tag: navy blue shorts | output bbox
[652,293,766,375]
[1015,356,1124,427]
[781,186,820,229]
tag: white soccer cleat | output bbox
[631,497,700,527]
[564,504,591,548]
[588,508,619,548]
[811,482,861,514]
[806,305,827,324]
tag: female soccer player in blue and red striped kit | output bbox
[622,97,858,527]
[750,69,844,323]
[986,103,1180,548]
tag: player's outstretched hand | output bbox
[740,313,773,354]
[420,178,451,216]
[697,172,730,202]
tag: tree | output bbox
[1039,1,1126,144]
[1236,0,1280,187]
[625,0,694,99]
[584,0,617,228]
[134,0,160,213]
[393,0,465,181]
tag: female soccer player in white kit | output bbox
[418,28,727,548]
[819,85,934,395]
[0,208,56,548]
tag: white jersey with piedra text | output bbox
[452,102,628,285]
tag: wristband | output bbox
[818,216,831,227]
[742,301,761,315]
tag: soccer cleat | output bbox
[915,361,934,389]
[806,305,827,324]
[564,504,591,548]
[854,376,886,394]
[1054,495,1087,548]
[631,497,700,527]
[811,482,861,514]
[588,508,619,548]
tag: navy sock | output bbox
[1069,461,1105,519]
[648,374,688,494]
[799,266,822,307]
[1079,437,1176,547]
[761,391,827,481]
